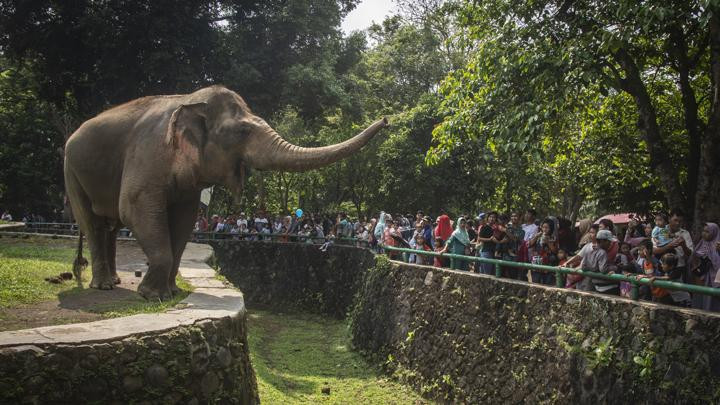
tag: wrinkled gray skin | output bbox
[64,86,387,300]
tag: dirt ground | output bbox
[0,240,154,331]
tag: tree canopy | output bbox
[0,0,718,227]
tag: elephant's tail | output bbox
[72,230,88,287]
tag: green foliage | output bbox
[584,337,615,370]
[633,349,656,379]
[0,63,65,217]
[430,0,720,222]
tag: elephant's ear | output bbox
[166,103,208,188]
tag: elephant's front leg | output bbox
[168,196,200,295]
[128,197,174,301]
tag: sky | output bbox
[341,0,396,34]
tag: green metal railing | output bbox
[380,244,720,301]
[190,230,369,246]
[8,223,370,246]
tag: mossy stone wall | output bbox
[0,315,258,404]
[210,240,374,318]
[351,257,720,403]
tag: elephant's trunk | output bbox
[242,117,388,172]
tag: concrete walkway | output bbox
[0,243,244,347]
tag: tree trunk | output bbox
[668,24,702,218]
[692,9,720,232]
[613,48,686,212]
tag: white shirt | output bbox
[237,218,248,227]
[522,223,538,242]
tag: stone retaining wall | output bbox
[0,243,259,404]
[210,240,374,318]
[351,257,720,403]
[212,241,720,404]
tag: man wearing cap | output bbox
[563,229,617,293]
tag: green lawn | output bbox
[247,309,429,404]
[0,237,190,317]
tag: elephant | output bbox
[64,85,388,300]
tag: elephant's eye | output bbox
[233,121,254,138]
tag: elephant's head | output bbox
[165,86,388,195]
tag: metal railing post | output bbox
[495,262,502,278]
[630,281,639,300]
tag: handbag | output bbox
[692,256,712,278]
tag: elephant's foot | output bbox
[138,280,172,301]
[169,281,182,296]
[90,274,115,290]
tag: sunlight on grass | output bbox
[247,309,429,404]
[0,237,191,317]
[0,238,81,307]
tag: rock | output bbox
[123,375,143,393]
[201,372,220,397]
[80,377,107,399]
[145,364,169,388]
[321,386,331,395]
[163,392,183,405]
[664,362,685,381]
[424,271,434,286]
[565,296,580,305]
[685,318,698,333]
[649,322,665,336]
[191,342,211,375]
[216,347,233,368]
[81,354,99,369]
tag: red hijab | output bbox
[435,214,452,242]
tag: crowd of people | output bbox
[199,207,720,311]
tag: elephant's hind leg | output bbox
[65,170,115,289]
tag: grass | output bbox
[0,237,80,307]
[0,237,191,317]
[247,309,429,404]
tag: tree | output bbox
[0,63,64,217]
[432,0,720,228]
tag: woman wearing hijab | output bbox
[691,222,720,311]
[435,212,453,245]
[440,217,471,271]
[374,212,388,252]
[577,218,594,248]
